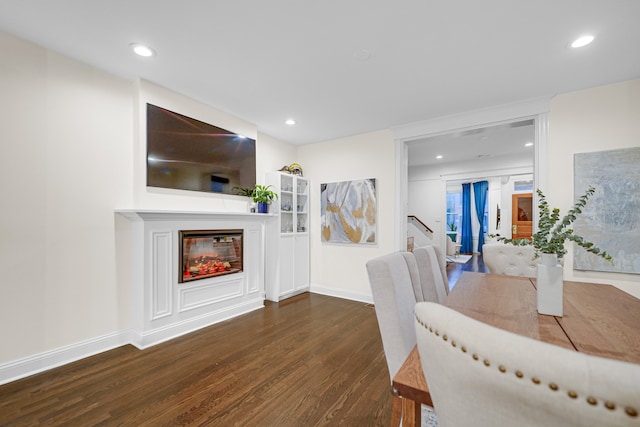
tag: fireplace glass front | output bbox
[179,229,243,283]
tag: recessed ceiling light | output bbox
[354,49,372,61]
[285,119,296,125]
[436,155,443,159]
[525,142,534,147]
[130,43,156,57]
[571,35,594,48]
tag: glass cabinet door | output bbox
[280,174,294,233]
[296,177,308,233]
[270,172,309,236]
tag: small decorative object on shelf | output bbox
[252,184,278,214]
[232,186,254,197]
[276,163,304,176]
[289,163,303,176]
[233,185,278,214]
[492,186,613,316]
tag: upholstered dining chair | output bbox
[482,242,538,277]
[366,252,439,427]
[366,252,418,384]
[414,301,640,427]
[412,246,449,304]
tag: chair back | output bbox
[366,252,418,379]
[445,235,456,257]
[482,242,537,277]
[414,302,640,427]
[412,245,449,303]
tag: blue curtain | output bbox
[461,183,473,253]
[473,180,488,254]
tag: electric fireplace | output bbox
[179,229,243,283]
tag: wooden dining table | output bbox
[391,271,640,427]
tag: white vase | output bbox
[536,253,563,316]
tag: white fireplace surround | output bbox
[116,210,274,349]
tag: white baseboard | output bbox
[310,283,373,304]
[0,331,129,386]
[0,299,264,386]
[1,291,371,386]
[130,299,264,349]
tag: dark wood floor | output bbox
[0,294,391,426]
[0,254,486,426]
[446,252,489,290]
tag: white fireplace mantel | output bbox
[116,209,277,221]
[115,209,275,349]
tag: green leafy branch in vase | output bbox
[494,186,613,262]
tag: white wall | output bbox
[0,31,134,364]
[408,174,445,251]
[0,30,296,375]
[298,130,396,302]
[547,79,640,297]
[256,132,298,180]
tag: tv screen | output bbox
[146,103,256,195]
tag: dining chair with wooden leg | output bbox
[366,252,419,427]
[367,252,439,427]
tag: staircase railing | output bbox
[407,215,434,236]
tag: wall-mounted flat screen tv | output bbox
[146,103,256,195]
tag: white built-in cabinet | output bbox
[265,171,310,301]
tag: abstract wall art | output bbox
[573,147,640,274]
[320,178,377,244]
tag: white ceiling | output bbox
[0,1,638,146]
[407,120,535,167]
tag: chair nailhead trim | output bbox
[415,312,639,419]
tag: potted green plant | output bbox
[446,223,458,242]
[232,186,255,198]
[493,186,612,262]
[251,184,278,213]
[493,186,612,316]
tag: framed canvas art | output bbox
[320,178,376,244]
[574,147,640,274]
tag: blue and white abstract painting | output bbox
[320,178,377,244]
[574,147,640,274]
